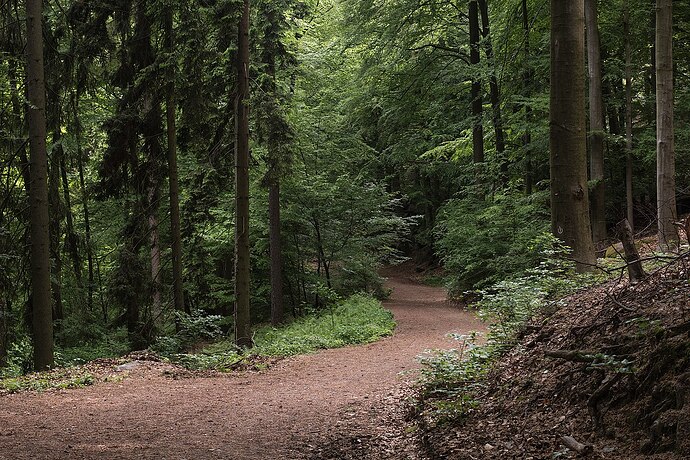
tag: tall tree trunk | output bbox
[269,182,284,325]
[655,0,677,251]
[624,5,634,228]
[234,0,252,348]
[165,7,186,319]
[26,0,54,370]
[73,94,95,314]
[478,0,507,186]
[48,134,63,325]
[585,0,606,244]
[550,0,596,271]
[469,0,484,165]
[522,0,533,195]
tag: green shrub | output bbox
[434,192,550,293]
[417,244,597,423]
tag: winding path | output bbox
[0,274,484,459]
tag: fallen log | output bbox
[561,435,594,456]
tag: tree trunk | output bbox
[616,219,646,283]
[148,186,162,320]
[624,5,634,228]
[60,156,82,285]
[165,7,186,319]
[26,0,54,370]
[75,137,94,316]
[655,0,678,251]
[522,0,533,195]
[478,0,507,186]
[269,181,284,325]
[48,136,63,325]
[550,0,597,271]
[234,0,252,348]
[469,0,484,165]
[585,0,606,244]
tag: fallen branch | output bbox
[561,435,594,456]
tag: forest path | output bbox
[0,272,484,460]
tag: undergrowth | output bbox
[416,235,601,424]
[160,293,396,371]
[0,368,95,394]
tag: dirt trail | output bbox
[0,274,484,460]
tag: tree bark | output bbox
[624,5,634,228]
[148,186,162,320]
[655,0,678,251]
[26,0,54,370]
[469,0,484,165]
[234,0,252,348]
[165,6,186,319]
[584,0,606,244]
[550,0,597,271]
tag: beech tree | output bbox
[585,0,606,244]
[550,0,596,271]
[26,0,53,370]
[655,0,678,251]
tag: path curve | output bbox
[0,275,484,460]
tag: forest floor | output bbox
[0,267,484,460]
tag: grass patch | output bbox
[170,293,396,370]
[0,368,95,395]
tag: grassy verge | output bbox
[165,293,396,371]
[0,294,395,393]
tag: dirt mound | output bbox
[424,254,690,459]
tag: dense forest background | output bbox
[1,0,689,373]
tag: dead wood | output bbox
[615,219,646,283]
[560,435,594,456]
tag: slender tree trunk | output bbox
[469,0,484,165]
[165,7,186,319]
[234,0,252,348]
[269,181,284,325]
[148,186,162,319]
[550,0,596,271]
[0,209,7,366]
[60,156,81,285]
[478,0,507,186]
[522,0,533,195]
[74,96,95,313]
[26,0,54,370]
[624,5,634,228]
[48,136,63,324]
[585,0,606,244]
[655,0,677,251]
[648,0,657,122]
